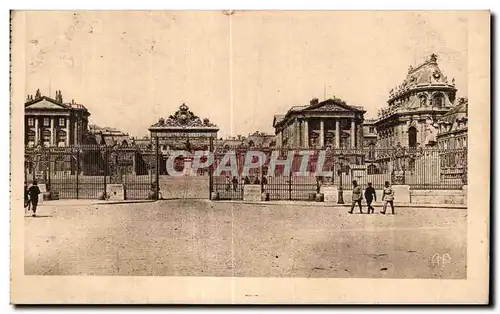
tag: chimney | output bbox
[310,98,319,106]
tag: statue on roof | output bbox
[430,53,438,62]
[452,78,456,86]
[55,90,63,103]
[35,89,41,99]
[408,65,413,73]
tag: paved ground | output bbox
[24,200,466,279]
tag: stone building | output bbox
[437,97,468,182]
[362,118,378,164]
[24,89,90,147]
[218,131,276,150]
[374,54,457,150]
[273,97,366,149]
[437,97,468,150]
[88,125,132,146]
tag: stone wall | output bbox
[410,189,465,205]
[322,185,466,205]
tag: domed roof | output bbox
[388,53,456,102]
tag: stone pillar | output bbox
[50,117,55,146]
[65,117,70,146]
[34,117,39,146]
[319,119,325,148]
[335,119,340,148]
[296,120,301,147]
[74,120,78,145]
[351,118,356,148]
[303,119,309,148]
[357,123,363,148]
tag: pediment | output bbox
[25,98,68,110]
[302,99,362,113]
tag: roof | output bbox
[387,53,456,103]
[439,98,468,124]
[273,97,365,129]
[25,96,71,110]
[25,95,90,114]
[302,98,365,113]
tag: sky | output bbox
[23,11,469,138]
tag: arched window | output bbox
[419,95,427,107]
[408,127,417,148]
[432,93,444,107]
[368,142,375,159]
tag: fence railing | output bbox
[24,144,468,200]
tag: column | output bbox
[50,117,55,146]
[65,117,70,146]
[296,120,301,147]
[34,117,39,146]
[303,119,309,148]
[74,120,78,145]
[351,118,356,148]
[319,119,325,148]
[335,119,340,148]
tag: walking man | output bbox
[349,180,363,214]
[28,180,41,217]
[364,182,377,214]
[381,181,395,215]
[232,176,238,192]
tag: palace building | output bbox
[24,89,90,147]
[374,54,457,150]
[436,97,468,150]
[273,97,366,149]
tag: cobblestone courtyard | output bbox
[24,200,466,279]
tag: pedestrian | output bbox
[28,180,41,217]
[24,182,30,211]
[381,181,395,215]
[232,176,238,192]
[244,176,251,185]
[364,182,377,214]
[349,180,363,214]
[225,175,231,191]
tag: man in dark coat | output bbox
[364,182,377,214]
[28,181,41,217]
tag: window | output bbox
[419,95,427,107]
[369,127,375,133]
[408,127,417,148]
[59,118,65,127]
[432,94,444,107]
[43,117,50,127]
[27,117,34,126]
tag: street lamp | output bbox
[337,153,345,204]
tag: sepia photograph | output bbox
[10,9,490,304]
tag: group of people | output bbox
[349,180,395,215]
[24,181,41,217]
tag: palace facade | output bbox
[24,89,90,147]
[436,97,468,150]
[374,54,457,150]
[273,97,366,149]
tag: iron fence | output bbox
[24,144,467,201]
[210,146,468,200]
[24,144,155,200]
